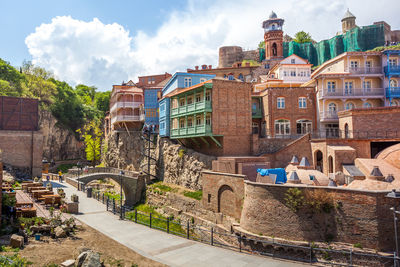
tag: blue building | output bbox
[144,88,160,126]
[159,72,215,137]
[383,50,400,106]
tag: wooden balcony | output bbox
[110,101,142,113]
[171,101,212,117]
[170,124,212,138]
[318,88,384,99]
[111,114,144,124]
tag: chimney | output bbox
[208,65,212,69]
[287,170,301,184]
[290,155,299,165]
[298,157,312,169]
[369,166,384,181]
[195,66,199,70]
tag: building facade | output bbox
[263,54,312,84]
[383,49,400,106]
[159,73,215,137]
[109,82,145,130]
[187,64,258,83]
[309,51,385,137]
[136,73,171,89]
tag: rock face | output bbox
[54,226,67,238]
[39,110,84,161]
[75,250,102,267]
[10,234,24,248]
[104,131,215,190]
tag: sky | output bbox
[1,0,399,91]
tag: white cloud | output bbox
[25,0,400,90]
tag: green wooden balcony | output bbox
[171,101,212,118]
[170,124,212,138]
[252,108,262,118]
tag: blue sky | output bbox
[1,0,399,90]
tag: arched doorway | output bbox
[218,185,235,217]
[344,123,349,138]
[272,43,277,57]
[328,156,333,174]
[315,150,323,172]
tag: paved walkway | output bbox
[58,181,308,267]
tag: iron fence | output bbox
[89,190,399,266]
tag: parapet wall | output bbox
[240,181,400,251]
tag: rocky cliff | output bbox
[104,131,215,190]
[39,110,84,161]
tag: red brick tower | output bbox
[262,11,284,60]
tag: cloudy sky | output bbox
[1,0,399,91]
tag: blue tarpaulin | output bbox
[257,168,287,184]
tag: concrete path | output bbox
[58,181,308,267]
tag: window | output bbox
[390,79,398,88]
[172,119,178,129]
[296,119,312,134]
[195,94,201,102]
[328,103,337,112]
[344,81,353,95]
[345,102,355,110]
[290,71,296,77]
[172,99,178,109]
[238,74,244,81]
[363,102,372,108]
[275,119,290,135]
[196,116,202,125]
[160,104,165,112]
[205,91,211,101]
[206,114,211,125]
[291,59,295,64]
[252,122,259,134]
[389,58,397,67]
[365,61,372,72]
[184,77,192,88]
[327,81,336,92]
[298,97,307,108]
[180,119,185,128]
[179,98,185,106]
[187,96,193,105]
[391,100,399,106]
[283,71,287,76]
[187,117,193,127]
[277,97,285,109]
[200,78,206,83]
[363,80,371,92]
[350,61,358,69]
[160,122,165,130]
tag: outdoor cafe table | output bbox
[43,195,61,205]
[28,186,46,193]
[32,190,52,200]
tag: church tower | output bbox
[262,11,284,60]
[341,9,356,34]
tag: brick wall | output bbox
[0,130,43,177]
[211,79,252,156]
[262,87,316,137]
[201,170,245,220]
[240,181,400,251]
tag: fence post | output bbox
[135,209,137,223]
[239,235,242,252]
[187,221,190,239]
[394,252,397,267]
[309,243,312,263]
[150,213,152,228]
[350,248,352,266]
[167,217,170,233]
[106,197,109,211]
[113,199,116,214]
[211,227,214,246]
[102,194,104,203]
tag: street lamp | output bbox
[77,161,82,191]
[119,170,125,220]
[386,189,400,266]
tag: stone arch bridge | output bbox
[66,167,145,206]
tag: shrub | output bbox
[178,149,186,158]
[0,253,32,266]
[284,188,304,212]
[353,243,363,249]
[304,189,334,213]
[183,190,202,200]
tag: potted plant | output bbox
[71,194,79,202]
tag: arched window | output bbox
[363,102,372,108]
[345,102,355,110]
[272,43,277,57]
[328,156,334,174]
[344,123,349,138]
[391,100,399,106]
[390,79,398,88]
[328,103,337,112]
[315,150,323,172]
[275,119,290,136]
[228,74,234,80]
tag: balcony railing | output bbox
[384,65,400,75]
[319,111,338,121]
[252,109,262,118]
[318,88,384,98]
[171,100,211,117]
[111,114,144,124]
[346,67,382,75]
[170,124,212,138]
[386,87,400,98]
[110,101,142,113]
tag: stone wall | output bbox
[240,181,400,251]
[104,131,215,190]
[0,130,43,177]
[39,110,84,161]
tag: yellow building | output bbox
[305,51,385,137]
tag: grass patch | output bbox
[0,253,32,266]
[126,204,187,236]
[353,243,363,249]
[150,182,173,193]
[183,190,202,200]
[56,164,75,173]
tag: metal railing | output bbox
[384,65,400,74]
[318,88,384,98]
[386,87,400,98]
[262,130,400,140]
[320,111,339,121]
[86,191,399,266]
[346,67,382,74]
[110,101,142,113]
[111,114,144,124]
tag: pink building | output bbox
[109,81,145,131]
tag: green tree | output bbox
[258,41,265,49]
[77,121,103,166]
[94,91,111,116]
[75,84,97,105]
[0,58,26,96]
[293,31,313,44]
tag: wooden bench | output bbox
[28,186,46,193]
[16,202,37,218]
[43,195,62,206]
